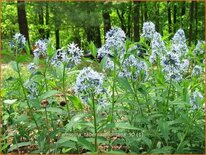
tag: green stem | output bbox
[62,64,71,120]
[175,129,188,153]
[131,80,143,117]
[43,61,49,91]
[45,107,49,129]
[44,107,51,152]
[16,62,39,130]
[14,133,20,154]
[166,78,172,113]
[109,60,116,151]
[92,94,98,152]
[111,61,116,123]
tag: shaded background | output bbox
[2,1,205,51]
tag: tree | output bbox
[38,2,44,39]
[116,8,126,33]
[133,1,140,42]
[167,1,172,34]
[2,1,205,49]
[189,1,194,46]
[17,0,30,52]
[85,26,101,48]
[181,2,186,27]
[45,2,50,39]
[127,2,132,38]
[195,2,198,42]
[155,2,160,32]
[102,11,111,37]
[144,2,148,21]
[173,3,177,33]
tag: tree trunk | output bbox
[45,2,50,39]
[102,11,111,37]
[95,26,101,48]
[173,3,177,33]
[73,28,81,46]
[133,1,140,42]
[127,2,132,38]
[167,1,172,34]
[181,2,186,16]
[86,26,101,48]
[38,2,44,39]
[144,2,148,21]
[116,9,126,33]
[17,0,31,53]
[55,28,60,49]
[195,2,198,42]
[155,2,160,32]
[181,2,186,27]
[140,2,144,30]
[189,1,194,46]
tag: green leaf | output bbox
[30,71,44,81]
[98,122,115,132]
[56,138,77,148]
[56,63,64,79]
[8,142,32,152]
[15,114,29,123]
[150,146,173,154]
[100,56,107,70]
[39,90,60,100]
[89,42,97,58]
[16,55,30,63]
[68,96,84,110]
[77,137,95,152]
[141,136,152,149]
[10,61,19,72]
[115,122,141,130]
[66,113,85,130]
[106,150,125,154]
[33,56,39,65]
[30,99,41,108]
[3,99,17,105]
[137,85,147,97]
[47,42,55,57]
[117,77,133,93]
[62,148,73,153]
[39,107,67,115]
[25,41,30,55]
[158,121,170,143]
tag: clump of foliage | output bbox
[2,22,205,154]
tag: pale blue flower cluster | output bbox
[27,63,38,73]
[141,22,156,39]
[105,28,126,48]
[97,45,111,59]
[67,42,84,66]
[150,32,167,63]
[103,57,114,70]
[141,22,166,64]
[119,55,148,81]
[190,91,203,110]
[51,42,83,68]
[193,40,205,55]
[192,65,202,76]
[74,67,106,105]
[97,28,126,58]
[161,52,189,81]
[171,29,188,57]
[160,29,190,81]
[24,81,39,99]
[9,33,26,51]
[33,39,48,57]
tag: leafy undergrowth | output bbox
[2,22,205,154]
